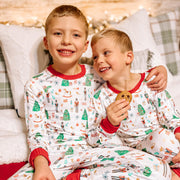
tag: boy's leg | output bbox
[77,146,172,180]
[136,128,180,166]
[8,163,34,180]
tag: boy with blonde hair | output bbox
[10,5,172,180]
[88,28,180,179]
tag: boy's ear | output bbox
[43,36,48,50]
[83,40,89,52]
[126,51,134,65]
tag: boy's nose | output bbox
[97,55,104,64]
[62,35,71,45]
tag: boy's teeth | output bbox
[59,50,73,54]
[100,67,109,72]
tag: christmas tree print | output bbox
[145,129,152,135]
[165,90,171,99]
[57,133,64,143]
[63,109,70,121]
[61,80,69,86]
[44,86,52,93]
[173,115,180,119]
[33,73,43,79]
[45,110,49,119]
[33,101,40,111]
[94,90,101,99]
[138,104,145,115]
[35,132,42,138]
[65,147,74,155]
[85,74,93,86]
[96,139,101,144]
[115,150,129,156]
[25,170,35,173]
[143,167,152,177]
[86,119,88,129]
[82,109,88,120]
[158,98,161,107]
[101,157,115,161]
[75,136,84,141]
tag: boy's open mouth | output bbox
[99,67,110,72]
[58,49,75,55]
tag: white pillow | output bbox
[0,24,49,118]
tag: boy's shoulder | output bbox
[25,67,49,87]
[83,64,104,82]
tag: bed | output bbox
[0,7,179,179]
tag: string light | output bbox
[0,6,151,33]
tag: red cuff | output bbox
[66,169,81,180]
[29,148,51,168]
[174,127,180,134]
[100,117,120,134]
[172,168,180,177]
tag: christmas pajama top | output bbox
[87,72,180,148]
[24,64,104,165]
[19,65,172,179]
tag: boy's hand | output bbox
[33,156,56,180]
[172,152,180,164]
[106,99,130,126]
[175,132,180,141]
[146,65,167,92]
[172,133,180,164]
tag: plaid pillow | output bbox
[131,49,154,73]
[0,46,14,109]
[150,10,180,75]
[175,8,180,50]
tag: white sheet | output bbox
[0,110,29,164]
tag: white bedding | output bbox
[0,109,29,165]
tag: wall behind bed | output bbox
[0,0,180,27]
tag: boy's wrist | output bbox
[34,155,49,169]
[30,148,51,168]
[100,117,120,134]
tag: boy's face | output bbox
[92,37,132,82]
[44,16,89,70]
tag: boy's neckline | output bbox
[107,73,145,94]
[47,64,86,80]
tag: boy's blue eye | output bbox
[54,32,62,36]
[93,56,97,61]
[73,33,80,37]
[104,51,110,55]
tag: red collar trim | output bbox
[107,73,145,94]
[47,64,86,80]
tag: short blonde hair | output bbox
[45,5,89,38]
[91,28,133,53]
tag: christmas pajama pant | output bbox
[135,127,180,168]
[9,145,171,180]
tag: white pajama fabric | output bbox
[87,72,180,168]
[10,67,172,180]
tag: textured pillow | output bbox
[110,9,163,63]
[175,8,180,50]
[0,24,50,118]
[150,10,180,75]
[0,46,14,109]
[131,49,154,73]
